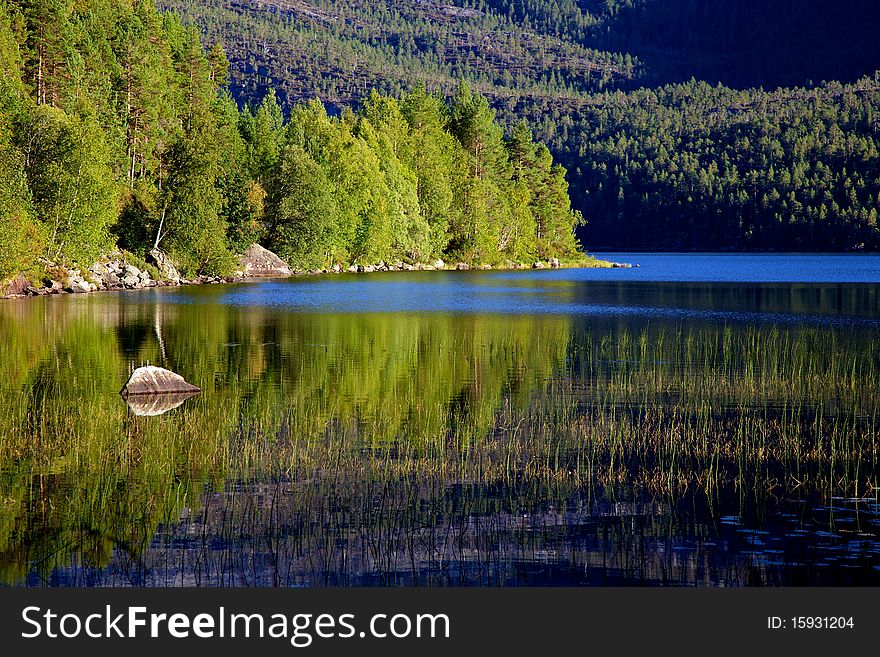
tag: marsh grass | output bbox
[0,298,878,585]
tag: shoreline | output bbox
[1,254,627,301]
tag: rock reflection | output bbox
[123,391,201,417]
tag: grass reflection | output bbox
[0,295,877,585]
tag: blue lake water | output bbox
[134,253,880,327]
[591,252,880,283]
[1,253,879,586]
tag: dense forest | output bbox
[3,0,880,265]
[559,79,880,249]
[0,0,582,285]
[162,0,880,250]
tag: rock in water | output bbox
[121,366,201,397]
[239,243,292,277]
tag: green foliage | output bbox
[267,144,337,267]
[263,86,582,267]
[0,0,262,276]
[0,130,42,280]
[1,1,580,280]
[221,172,264,253]
[400,86,456,254]
[359,93,433,261]
[242,88,284,181]
[158,114,232,276]
[0,3,42,280]
[18,105,117,265]
[0,1,25,115]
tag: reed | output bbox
[0,298,877,585]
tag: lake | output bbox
[1,253,878,586]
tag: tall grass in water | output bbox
[0,298,877,585]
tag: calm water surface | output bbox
[1,254,878,586]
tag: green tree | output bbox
[359,92,432,261]
[267,144,336,267]
[400,86,456,256]
[19,105,116,265]
[448,82,513,262]
[246,88,285,181]
[0,131,41,280]
[155,108,235,276]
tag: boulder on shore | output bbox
[147,248,182,283]
[121,366,201,397]
[239,244,292,277]
[1,273,30,296]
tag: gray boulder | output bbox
[121,365,201,400]
[239,243,292,277]
[65,271,96,293]
[1,273,30,296]
[122,270,141,288]
[66,281,91,294]
[147,248,181,283]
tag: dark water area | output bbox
[1,254,878,586]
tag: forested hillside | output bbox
[0,0,582,285]
[160,0,640,111]
[164,0,880,250]
[3,0,880,260]
[558,79,880,250]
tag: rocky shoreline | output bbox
[2,244,631,300]
[286,255,634,276]
[2,253,231,299]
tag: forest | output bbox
[3,0,880,267]
[161,0,880,250]
[0,0,582,284]
[557,79,880,250]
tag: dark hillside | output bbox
[120,2,880,248]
